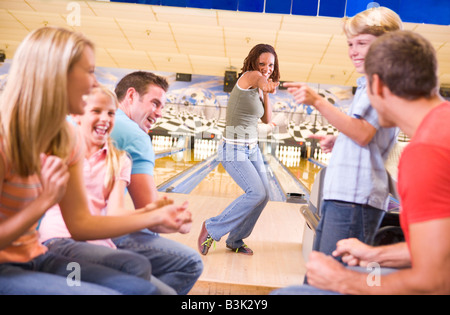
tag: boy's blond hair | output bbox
[343,7,403,38]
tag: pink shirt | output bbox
[38,145,132,249]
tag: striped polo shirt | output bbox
[0,125,82,263]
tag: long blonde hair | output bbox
[0,27,94,176]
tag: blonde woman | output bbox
[0,27,191,294]
[284,7,403,259]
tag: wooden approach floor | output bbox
[157,193,307,295]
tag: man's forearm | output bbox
[372,242,411,268]
[128,173,158,208]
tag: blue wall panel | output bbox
[212,0,238,11]
[318,0,346,17]
[345,0,449,25]
[161,0,186,7]
[265,0,292,14]
[238,0,264,13]
[109,0,450,25]
[187,0,212,9]
[399,0,450,25]
[291,0,318,16]
[112,0,161,4]
[345,0,400,17]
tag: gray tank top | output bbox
[224,79,264,140]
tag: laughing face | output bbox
[258,52,275,80]
[128,84,166,134]
[347,33,378,74]
[75,90,116,152]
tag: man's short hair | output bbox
[365,30,438,100]
[115,71,169,102]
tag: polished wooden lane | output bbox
[189,163,243,199]
[161,193,306,295]
[154,149,199,186]
[149,144,316,294]
[280,158,322,193]
[154,146,320,199]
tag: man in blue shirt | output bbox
[111,107,157,200]
[111,71,203,295]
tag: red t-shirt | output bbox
[398,101,450,247]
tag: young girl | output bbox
[0,26,190,294]
[198,44,280,256]
[284,7,403,258]
[38,86,180,294]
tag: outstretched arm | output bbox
[59,160,191,241]
[239,71,279,124]
[284,82,376,146]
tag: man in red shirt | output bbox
[274,30,450,295]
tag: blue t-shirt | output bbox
[110,109,155,176]
[323,76,398,210]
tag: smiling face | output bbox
[75,90,116,152]
[67,46,98,115]
[128,84,166,134]
[257,52,275,80]
[347,33,378,74]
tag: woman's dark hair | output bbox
[240,44,280,82]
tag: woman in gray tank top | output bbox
[198,44,280,255]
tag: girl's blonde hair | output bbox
[0,26,94,176]
[85,86,129,190]
[343,7,403,38]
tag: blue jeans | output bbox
[113,230,204,295]
[43,238,175,294]
[0,249,158,295]
[314,200,385,259]
[205,142,269,248]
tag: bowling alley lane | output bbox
[189,162,243,199]
[154,148,198,186]
[279,156,323,193]
[151,139,311,294]
[153,137,245,198]
[149,136,336,294]
[153,137,323,200]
